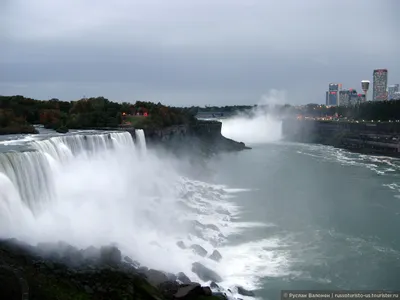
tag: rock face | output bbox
[190,244,208,257]
[131,120,251,157]
[209,250,223,262]
[191,262,223,283]
[237,286,256,297]
[177,272,191,284]
[282,119,400,157]
[0,238,231,300]
[99,245,122,266]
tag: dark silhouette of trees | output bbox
[0,95,197,134]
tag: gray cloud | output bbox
[1,0,399,105]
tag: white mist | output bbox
[0,130,291,298]
[221,90,285,144]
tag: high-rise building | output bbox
[349,89,359,105]
[339,90,350,106]
[388,84,399,100]
[373,69,388,101]
[325,91,329,106]
[328,83,339,106]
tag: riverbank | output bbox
[282,119,400,158]
[0,238,232,300]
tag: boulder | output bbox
[145,269,169,286]
[202,286,212,296]
[165,272,177,281]
[177,272,191,284]
[99,245,121,266]
[210,281,219,289]
[209,250,222,262]
[124,256,140,268]
[176,241,186,249]
[190,244,208,257]
[237,286,255,297]
[174,283,203,299]
[213,292,229,300]
[205,224,220,232]
[191,262,222,283]
[81,246,100,259]
[158,281,180,299]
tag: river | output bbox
[0,123,400,300]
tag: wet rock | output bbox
[100,245,121,266]
[202,286,212,296]
[209,250,222,262]
[176,241,186,249]
[124,255,134,264]
[213,292,229,300]
[210,281,219,289]
[191,262,222,283]
[205,224,220,232]
[81,245,100,259]
[123,256,140,268]
[137,266,149,273]
[190,244,208,257]
[145,269,169,286]
[165,272,177,281]
[177,272,191,284]
[158,281,180,298]
[237,286,255,297]
[174,283,203,299]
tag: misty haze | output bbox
[1,1,400,300]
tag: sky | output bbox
[1,0,399,106]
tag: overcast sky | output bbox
[1,0,399,106]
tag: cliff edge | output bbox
[129,120,250,156]
[282,119,400,157]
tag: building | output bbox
[348,89,359,106]
[325,91,329,106]
[388,84,399,100]
[327,83,339,106]
[393,92,400,100]
[373,69,388,101]
[339,90,350,106]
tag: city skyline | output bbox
[1,0,399,106]
[325,68,399,106]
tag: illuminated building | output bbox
[373,69,388,101]
[388,84,399,100]
[328,83,339,106]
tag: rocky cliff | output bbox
[0,239,233,300]
[127,120,250,156]
[282,119,400,157]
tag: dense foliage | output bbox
[0,96,196,134]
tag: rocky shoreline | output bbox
[282,119,400,158]
[0,239,256,300]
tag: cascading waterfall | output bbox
[135,129,147,154]
[0,132,135,214]
[0,129,279,299]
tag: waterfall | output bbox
[135,129,147,154]
[0,131,137,215]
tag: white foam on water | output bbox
[0,129,292,296]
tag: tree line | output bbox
[0,96,196,134]
[191,100,400,122]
